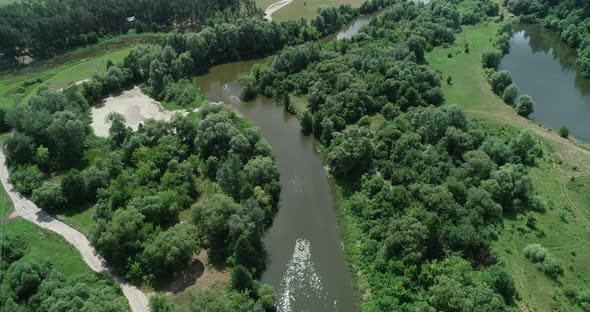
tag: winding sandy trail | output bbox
[264,0,294,21]
[0,152,150,312]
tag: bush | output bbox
[31,183,66,212]
[490,71,513,94]
[523,243,548,262]
[516,95,534,117]
[482,49,503,69]
[9,165,45,196]
[5,258,52,300]
[502,84,518,105]
[559,126,570,138]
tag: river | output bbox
[195,16,374,312]
[500,24,590,142]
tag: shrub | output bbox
[9,165,44,196]
[490,71,513,94]
[31,183,66,212]
[523,243,548,262]
[502,84,518,105]
[482,49,503,69]
[559,126,570,138]
[516,95,534,117]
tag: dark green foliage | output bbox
[231,265,254,292]
[142,223,200,276]
[0,234,27,272]
[502,84,519,105]
[31,183,66,212]
[61,169,86,206]
[490,71,513,94]
[3,133,35,167]
[9,165,44,196]
[482,49,503,69]
[301,111,313,134]
[150,294,179,312]
[327,126,373,178]
[559,125,570,138]
[0,0,255,62]
[516,95,534,117]
[5,258,51,300]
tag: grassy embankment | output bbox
[3,218,94,277]
[0,33,162,107]
[426,21,590,311]
[256,0,365,21]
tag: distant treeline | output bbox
[78,1,391,108]
[0,0,258,61]
[505,0,590,77]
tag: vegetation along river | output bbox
[195,18,374,311]
[500,24,590,141]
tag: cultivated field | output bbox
[256,0,365,21]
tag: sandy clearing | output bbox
[92,86,184,137]
[0,152,150,312]
[264,0,294,21]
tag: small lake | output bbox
[500,24,590,141]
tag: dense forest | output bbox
[239,0,553,310]
[0,1,400,310]
[0,0,258,62]
[505,0,590,77]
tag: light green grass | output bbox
[4,218,94,277]
[258,0,365,21]
[55,204,96,238]
[427,21,590,312]
[0,33,161,107]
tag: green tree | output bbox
[327,126,373,178]
[192,194,240,252]
[4,133,35,166]
[516,95,534,117]
[301,111,313,134]
[5,258,51,300]
[31,183,66,212]
[490,71,513,94]
[150,294,178,312]
[231,265,254,292]
[408,34,427,63]
[559,125,570,138]
[482,49,503,69]
[61,169,86,206]
[502,84,518,105]
[107,112,129,147]
[142,223,200,276]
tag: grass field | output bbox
[426,21,590,311]
[3,218,94,277]
[0,33,161,107]
[257,0,365,21]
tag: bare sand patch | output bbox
[92,86,187,137]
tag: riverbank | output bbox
[426,21,590,311]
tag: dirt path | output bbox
[559,171,590,232]
[264,0,294,21]
[0,152,150,312]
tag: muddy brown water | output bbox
[194,17,377,310]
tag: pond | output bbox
[500,24,590,141]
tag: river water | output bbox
[195,16,374,312]
[500,24,590,141]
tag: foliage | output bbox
[516,95,534,117]
[523,243,563,278]
[559,125,569,138]
[0,0,257,63]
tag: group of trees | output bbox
[238,0,547,310]
[0,0,258,62]
[0,234,129,311]
[482,22,535,117]
[505,0,590,77]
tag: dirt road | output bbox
[0,152,150,312]
[264,0,294,21]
